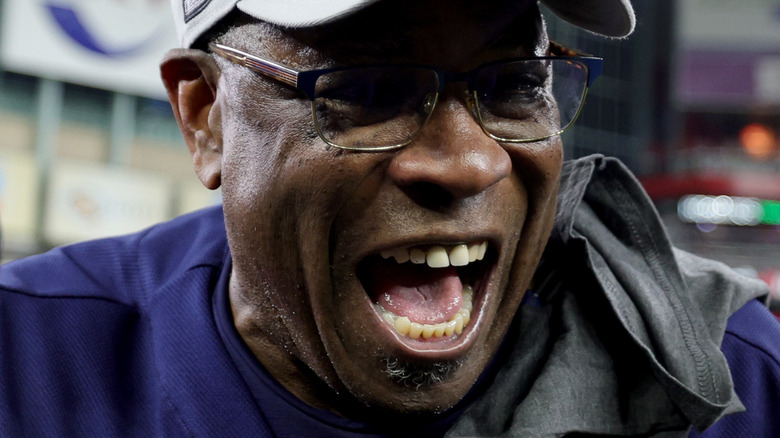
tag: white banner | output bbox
[0,0,179,99]
[44,160,174,244]
[0,150,40,246]
[677,0,780,50]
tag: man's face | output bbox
[216,0,562,415]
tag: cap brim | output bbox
[238,0,634,37]
[237,0,381,28]
[175,0,635,48]
[541,0,635,38]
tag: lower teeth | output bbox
[381,285,474,340]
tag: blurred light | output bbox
[739,123,776,159]
[696,223,718,233]
[762,200,780,225]
[677,194,780,226]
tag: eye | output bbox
[475,62,553,120]
[314,67,437,128]
[315,71,408,124]
[490,72,545,100]
[317,87,405,129]
[481,60,550,100]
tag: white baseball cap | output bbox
[172,0,635,48]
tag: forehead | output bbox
[221,0,547,70]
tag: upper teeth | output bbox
[380,241,488,268]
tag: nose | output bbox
[386,95,512,206]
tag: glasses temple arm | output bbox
[549,41,603,85]
[210,43,300,88]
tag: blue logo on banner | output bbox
[44,2,161,58]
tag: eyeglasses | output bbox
[210,42,603,151]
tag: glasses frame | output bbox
[210,42,603,151]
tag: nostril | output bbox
[404,181,455,211]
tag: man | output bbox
[1,0,778,436]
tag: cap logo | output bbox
[183,0,211,22]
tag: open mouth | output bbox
[357,241,491,343]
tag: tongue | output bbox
[366,259,463,325]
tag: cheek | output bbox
[219,91,380,278]
[218,91,364,360]
[520,139,563,250]
[219,85,318,212]
[218,90,320,276]
[508,137,563,203]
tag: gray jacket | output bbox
[449,155,768,437]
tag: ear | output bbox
[160,48,223,190]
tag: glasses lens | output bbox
[473,59,589,142]
[312,66,439,150]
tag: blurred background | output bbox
[0,0,778,312]
[545,0,780,315]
